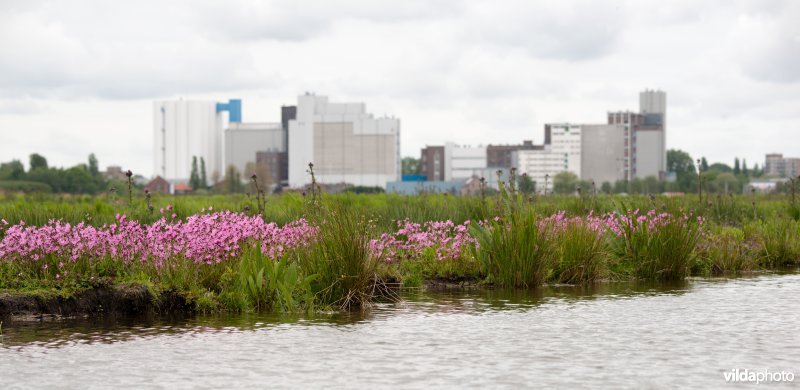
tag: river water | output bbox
[2,273,799,389]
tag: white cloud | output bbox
[0,0,798,176]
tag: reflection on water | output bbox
[1,273,799,389]
[2,278,695,348]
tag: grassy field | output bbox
[1,187,799,314]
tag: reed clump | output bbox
[297,206,383,310]
[473,212,557,288]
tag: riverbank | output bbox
[1,191,799,315]
[0,283,192,318]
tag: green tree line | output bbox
[0,153,116,194]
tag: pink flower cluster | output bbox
[369,219,478,263]
[537,211,608,234]
[602,209,702,236]
[0,208,705,269]
[0,211,317,268]
[538,209,703,237]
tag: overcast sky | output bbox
[0,0,798,176]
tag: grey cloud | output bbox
[743,33,800,84]
[0,8,278,99]
[462,1,625,61]
[194,0,464,42]
[739,1,800,83]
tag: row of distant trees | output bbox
[402,149,773,195]
[0,153,124,194]
[0,149,781,195]
[0,152,266,195]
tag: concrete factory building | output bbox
[224,122,284,184]
[153,99,240,183]
[287,94,400,188]
[606,89,667,181]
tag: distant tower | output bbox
[639,90,667,178]
[639,89,666,116]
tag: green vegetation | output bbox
[1,163,799,315]
[473,212,556,288]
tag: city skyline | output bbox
[1,0,798,176]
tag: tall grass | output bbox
[2,189,800,314]
[472,212,557,288]
[552,224,607,284]
[609,212,702,281]
[695,227,761,274]
[753,219,800,267]
[295,207,384,310]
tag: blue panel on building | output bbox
[386,180,464,195]
[216,99,242,123]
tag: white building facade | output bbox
[287,94,400,188]
[444,142,487,181]
[513,124,582,193]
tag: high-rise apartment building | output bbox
[607,90,667,180]
[513,124,582,193]
[765,153,800,177]
[513,90,667,191]
[287,94,400,188]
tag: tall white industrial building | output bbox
[153,99,240,183]
[287,94,400,188]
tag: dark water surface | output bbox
[2,273,799,389]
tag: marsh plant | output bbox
[472,212,557,288]
[297,207,385,310]
[754,219,800,268]
[234,247,317,312]
[608,209,703,280]
[695,227,761,274]
[2,188,800,313]
[551,222,607,284]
